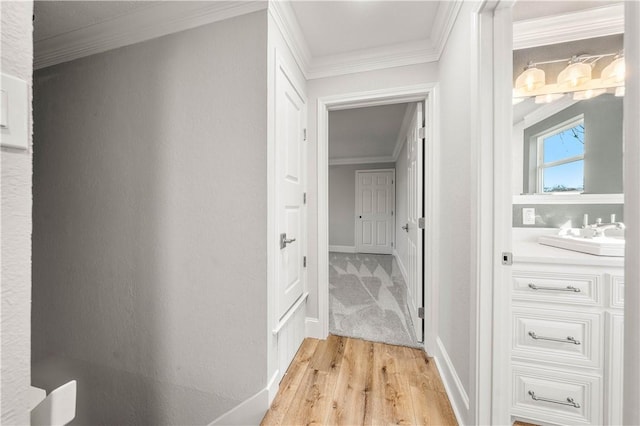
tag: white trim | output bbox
[434,338,469,425]
[272,292,309,335]
[328,245,356,253]
[513,3,624,50]
[267,1,312,77]
[209,371,277,426]
[34,1,266,69]
[513,193,624,205]
[316,82,437,349]
[328,156,395,166]
[624,3,640,423]
[304,317,322,339]
[431,1,464,59]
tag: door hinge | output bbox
[391,210,394,216]
[418,307,425,319]
[418,217,425,229]
[303,128,307,141]
[391,242,394,247]
[418,127,426,139]
[303,256,307,267]
[303,192,307,204]
[502,252,513,265]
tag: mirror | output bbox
[512,33,624,203]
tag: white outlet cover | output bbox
[523,208,536,225]
[1,73,29,150]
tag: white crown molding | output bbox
[307,39,438,80]
[268,1,312,77]
[430,0,464,59]
[513,3,624,50]
[34,1,267,69]
[329,156,395,166]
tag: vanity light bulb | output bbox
[515,66,545,93]
[573,88,605,100]
[558,62,591,89]
[601,56,625,84]
[535,93,564,104]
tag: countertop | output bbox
[512,228,625,267]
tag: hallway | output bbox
[261,335,457,425]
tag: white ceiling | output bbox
[329,103,408,161]
[290,1,438,58]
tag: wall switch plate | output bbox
[523,208,536,225]
[1,73,29,150]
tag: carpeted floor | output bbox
[328,252,419,348]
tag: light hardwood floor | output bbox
[261,335,458,425]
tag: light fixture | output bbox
[515,62,545,93]
[534,93,565,104]
[573,88,605,100]
[557,56,592,89]
[615,86,625,97]
[601,52,625,84]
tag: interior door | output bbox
[355,170,395,254]
[276,65,306,320]
[407,102,424,342]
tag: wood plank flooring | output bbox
[261,335,458,425]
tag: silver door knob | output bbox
[402,224,409,232]
[280,233,296,249]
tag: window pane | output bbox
[543,124,584,163]
[542,160,584,192]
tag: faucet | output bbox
[587,217,626,237]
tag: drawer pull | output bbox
[528,283,581,293]
[528,331,581,345]
[528,390,581,408]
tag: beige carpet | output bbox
[328,252,420,348]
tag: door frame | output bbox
[354,168,396,254]
[316,83,439,354]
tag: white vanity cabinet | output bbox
[510,253,623,426]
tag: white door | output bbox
[276,65,306,320]
[407,102,424,342]
[355,170,395,254]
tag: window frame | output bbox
[535,114,585,193]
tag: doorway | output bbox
[316,84,438,353]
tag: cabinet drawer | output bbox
[513,307,602,369]
[512,363,602,425]
[513,271,601,306]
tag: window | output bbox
[536,115,585,193]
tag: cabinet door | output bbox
[606,313,623,425]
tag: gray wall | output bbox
[32,11,268,425]
[513,203,623,228]
[437,2,475,423]
[328,163,395,247]
[523,94,623,194]
[1,2,34,424]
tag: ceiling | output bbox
[329,103,409,162]
[289,1,438,58]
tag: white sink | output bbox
[539,234,625,257]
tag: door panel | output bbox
[355,170,395,254]
[276,65,305,320]
[407,102,424,342]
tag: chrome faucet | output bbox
[588,217,626,237]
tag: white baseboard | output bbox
[328,245,356,253]
[305,317,325,339]
[392,248,409,284]
[433,337,469,426]
[210,372,279,426]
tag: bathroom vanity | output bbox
[510,230,623,425]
